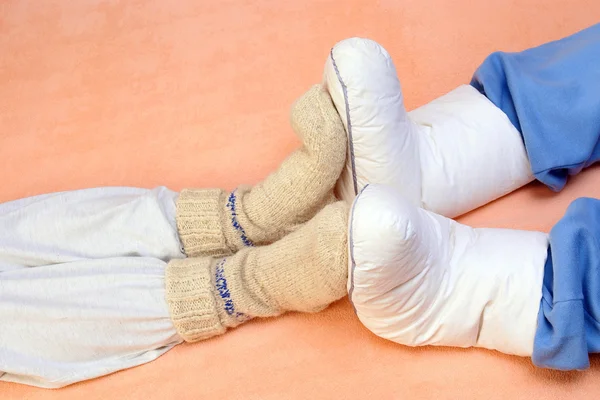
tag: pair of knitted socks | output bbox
[166,85,350,342]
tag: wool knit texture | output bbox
[165,201,349,342]
[176,84,346,258]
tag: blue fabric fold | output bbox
[533,198,600,370]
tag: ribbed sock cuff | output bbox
[165,257,226,342]
[165,257,250,343]
[176,188,232,257]
[176,187,256,257]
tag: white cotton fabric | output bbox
[0,187,185,388]
[0,186,184,270]
[324,38,533,217]
[0,258,183,388]
[348,184,549,356]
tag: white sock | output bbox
[348,184,549,356]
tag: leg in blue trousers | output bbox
[472,23,600,191]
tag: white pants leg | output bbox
[0,187,186,388]
[0,186,185,271]
[0,257,183,388]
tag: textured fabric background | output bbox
[1,1,600,398]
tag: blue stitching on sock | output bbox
[215,258,247,320]
[226,190,255,248]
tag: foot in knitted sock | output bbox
[166,201,349,342]
[177,84,347,257]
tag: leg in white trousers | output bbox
[0,187,186,388]
[0,186,184,270]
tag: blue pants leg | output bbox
[471,23,600,191]
[533,197,600,370]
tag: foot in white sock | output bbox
[324,38,533,217]
[349,184,549,356]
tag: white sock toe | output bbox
[323,38,421,205]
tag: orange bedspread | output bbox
[2,1,600,398]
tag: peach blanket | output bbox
[1,1,600,398]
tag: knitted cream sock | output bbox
[165,201,349,342]
[176,84,347,257]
